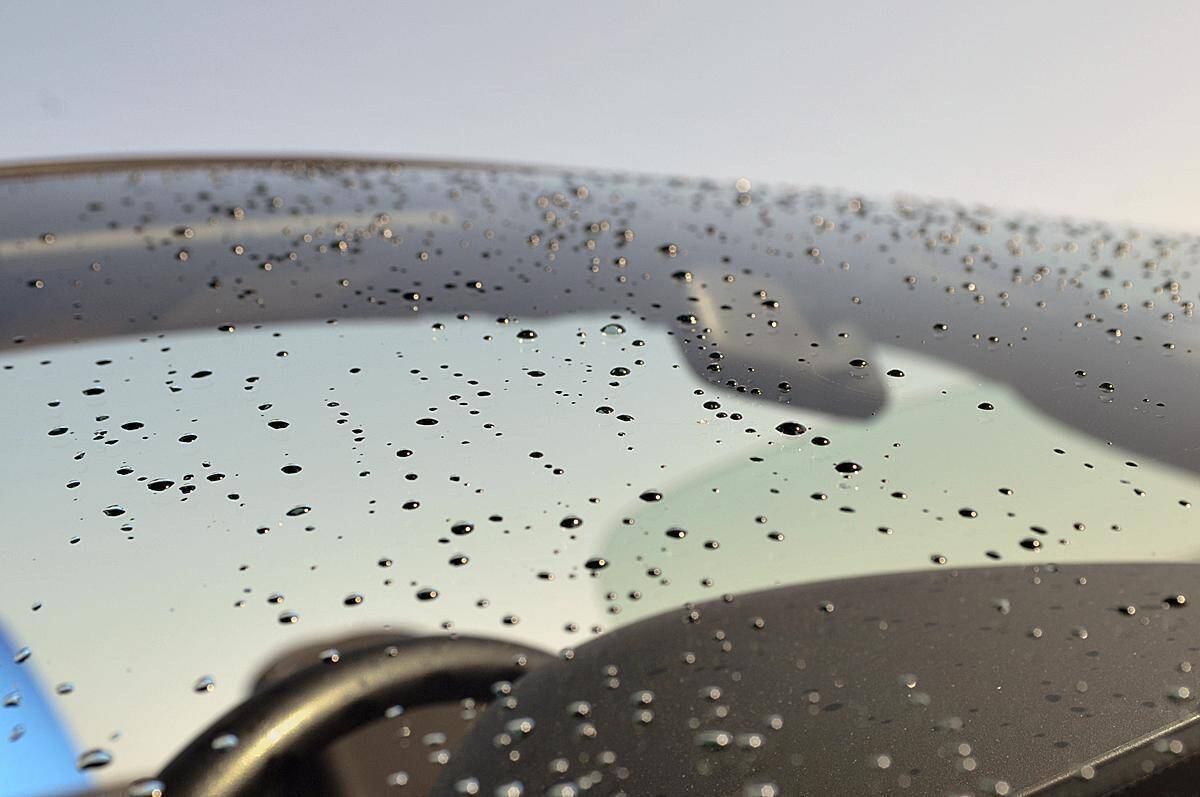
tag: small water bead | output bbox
[278,610,300,624]
[13,647,31,664]
[630,690,654,705]
[127,779,166,797]
[453,778,481,794]
[743,784,781,797]
[695,730,733,750]
[211,733,240,751]
[515,329,538,340]
[76,748,113,770]
[451,521,475,535]
[193,675,216,693]
[344,593,364,605]
[504,717,536,739]
[774,421,806,436]
[639,490,663,502]
[416,587,440,600]
[834,461,862,474]
[736,732,764,749]
[600,323,626,335]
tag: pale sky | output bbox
[3,1,1200,227]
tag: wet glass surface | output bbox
[1,160,1198,793]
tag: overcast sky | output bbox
[3,0,1199,230]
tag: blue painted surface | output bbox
[0,625,92,797]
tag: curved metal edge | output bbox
[1018,711,1200,796]
[157,635,555,797]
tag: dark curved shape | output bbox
[158,636,554,797]
[3,159,1198,469]
[434,564,1200,796]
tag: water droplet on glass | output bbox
[211,733,239,751]
[76,748,113,770]
[127,779,166,797]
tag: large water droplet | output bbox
[76,748,113,770]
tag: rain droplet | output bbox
[211,733,239,751]
[76,749,113,770]
[127,779,166,797]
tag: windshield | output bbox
[2,159,1198,796]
